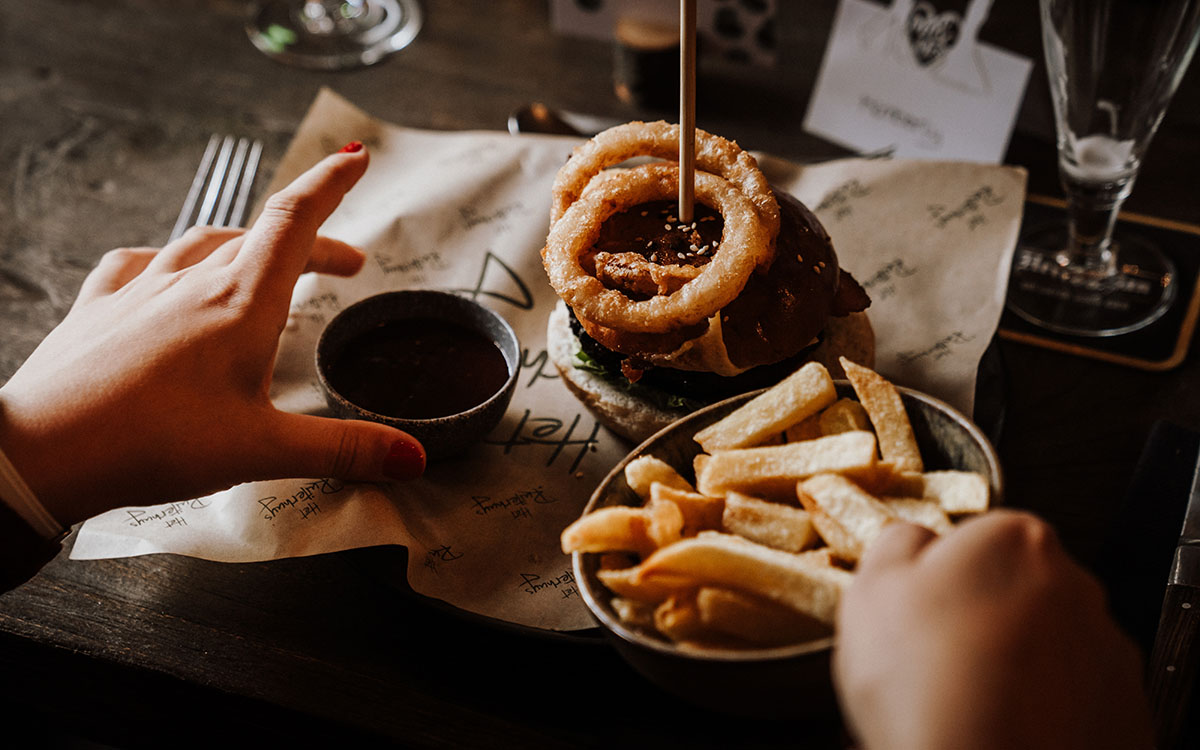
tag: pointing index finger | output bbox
[232,147,369,299]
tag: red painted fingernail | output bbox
[383,436,425,480]
[339,141,364,154]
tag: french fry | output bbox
[625,455,694,499]
[692,453,711,485]
[797,473,897,563]
[884,497,954,534]
[721,491,818,553]
[695,586,832,646]
[693,362,837,452]
[596,566,696,602]
[818,398,871,436]
[653,594,707,642]
[801,502,861,562]
[840,357,923,473]
[783,412,823,442]
[610,596,658,628]
[561,506,654,556]
[636,532,854,624]
[696,431,878,500]
[921,470,990,514]
[645,498,685,549]
[797,546,838,567]
[650,482,725,536]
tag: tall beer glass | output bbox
[1006,0,1200,336]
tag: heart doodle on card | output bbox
[907,1,962,67]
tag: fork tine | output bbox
[196,135,235,228]
[170,135,264,244]
[229,139,263,230]
[169,134,221,242]
[214,137,250,228]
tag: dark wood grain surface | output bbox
[3,1,1200,747]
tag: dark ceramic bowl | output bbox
[315,290,520,460]
[573,382,1003,719]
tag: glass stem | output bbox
[1057,170,1135,278]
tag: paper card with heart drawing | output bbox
[804,0,1032,164]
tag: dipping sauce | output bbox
[327,319,510,420]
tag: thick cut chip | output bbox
[645,498,685,549]
[721,491,818,553]
[653,594,707,642]
[802,503,861,562]
[610,597,658,628]
[597,566,696,603]
[635,532,854,624]
[797,473,898,563]
[696,430,878,501]
[651,482,725,536]
[845,462,924,496]
[694,362,838,451]
[884,497,954,534]
[921,470,990,514]
[625,455,694,499]
[561,506,654,556]
[839,357,923,473]
[562,498,683,557]
[784,412,823,442]
[695,586,831,646]
[819,398,871,436]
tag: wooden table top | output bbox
[3,1,1199,746]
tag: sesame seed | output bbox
[818,261,826,268]
[677,252,685,259]
[797,254,803,262]
[664,224,672,231]
[640,211,648,216]
[813,265,821,273]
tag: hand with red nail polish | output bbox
[0,143,425,527]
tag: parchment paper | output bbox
[72,89,1026,632]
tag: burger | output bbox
[542,121,873,443]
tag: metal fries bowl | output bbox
[572,382,1003,719]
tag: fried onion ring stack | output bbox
[541,121,873,442]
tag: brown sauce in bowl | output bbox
[327,319,510,420]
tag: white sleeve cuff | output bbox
[0,447,64,540]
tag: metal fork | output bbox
[168,134,263,242]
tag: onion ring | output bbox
[542,162,770,333]
[549,121,780,242]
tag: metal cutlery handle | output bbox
[1148,545,1200,750]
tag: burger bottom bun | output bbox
[546,300,875,445]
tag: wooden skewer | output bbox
[679,0,697,225]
